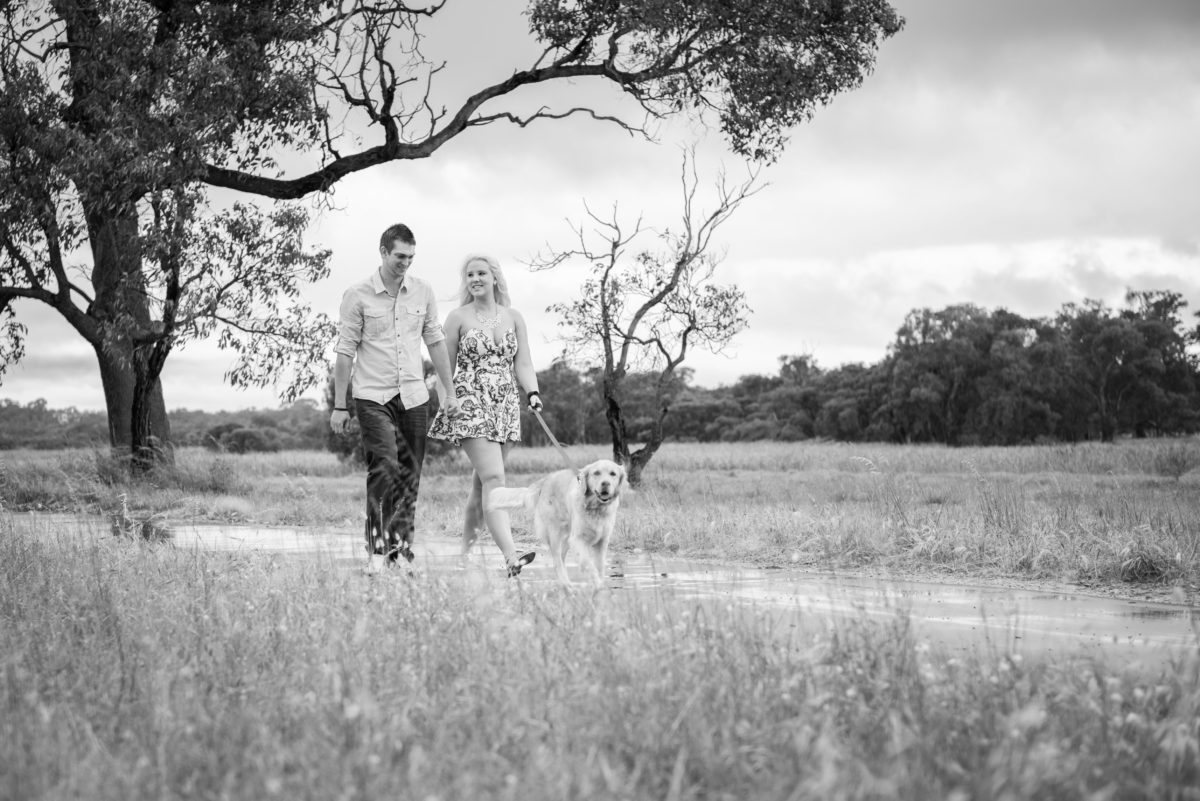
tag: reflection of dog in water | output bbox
[365,459,417,565]
[488,459,627,586]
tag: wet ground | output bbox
[163,521,1200,669]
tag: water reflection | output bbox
[12,512,1198,667]
[165,520,1199,666]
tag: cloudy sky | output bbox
[5,0,1200,412]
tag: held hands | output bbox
[443,394,463,419]
[330,408,351,434]
[527,390,543,412]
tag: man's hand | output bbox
[330,409,351,433]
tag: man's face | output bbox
[380,241,415,275]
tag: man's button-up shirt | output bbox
[334,269,445,408]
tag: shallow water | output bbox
[14,513,1198,668]
[162,520,1200,668]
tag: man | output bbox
[330,223,460,564]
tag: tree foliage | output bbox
[527,0,905,162]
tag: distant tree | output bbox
[965,312,1058,445]
[779,353,822,386]
[879,304,996,443]
[522,359,597,447]
[0,398,105,448]
[663,385,741,442]
[223,427,278,454]
[723,372,786,441]
[201,424,278,454]
[1120,290,1199,435]
[816,362,893,441]
[201,422,241,450]
[531,152,760,484]
[761,355,825,440]
[1054,299,1149,442]
[0,0,903,473]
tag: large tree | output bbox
[0,0,903,468]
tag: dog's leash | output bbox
[531,407,574,469]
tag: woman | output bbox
[428,254,543,577]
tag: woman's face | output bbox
[465,260,495,299]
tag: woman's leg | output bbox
[461,437,520,566]
[461,470,484,554]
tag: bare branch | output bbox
[469,107,646,138]
[314,0,446,34]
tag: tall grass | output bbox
[2,517,1198,800]
[2,439,1199,590]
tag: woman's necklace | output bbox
[474,304,501,330]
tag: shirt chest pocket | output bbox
[362,310,393,340]
[400,307,426,339]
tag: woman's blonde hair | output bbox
[456,253,511,307]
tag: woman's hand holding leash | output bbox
[528,393,574,469]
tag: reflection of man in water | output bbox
[329,223,459,563]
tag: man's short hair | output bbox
[380,224,416,252]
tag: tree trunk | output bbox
[602,376,664,487]
[1099,414,1117,443]
[625,441,660,487]
[86,203,173,467]
[92,341,166,445]
[130,363,172,473]
[605,390,631,471]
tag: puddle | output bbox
[10,512,1198,667]
[624,560,1198,665]
[165,520,1200,666]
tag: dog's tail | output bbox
[487,484,540,513]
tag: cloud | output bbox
[693,238,1200,385]
[725,0,1200,260]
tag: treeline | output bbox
[0,400,328,452]
[532,290,1200,446]
[3,290,1197,451]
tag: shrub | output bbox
[202,422,243,451]
[221,428,278,454]
[1151,440,1200,481]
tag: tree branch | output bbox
[314,1,446,34]
[203,27,709,199]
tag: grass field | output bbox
[3,439,1199,590]
[2,440,1200,799]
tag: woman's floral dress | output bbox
[428,326,521,444]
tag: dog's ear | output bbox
[577,467,593,496]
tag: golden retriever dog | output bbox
[487,459,627,586]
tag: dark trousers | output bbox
[356,396,428,559]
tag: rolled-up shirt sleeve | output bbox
[334,289,363,357]
[421,290,445,346]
